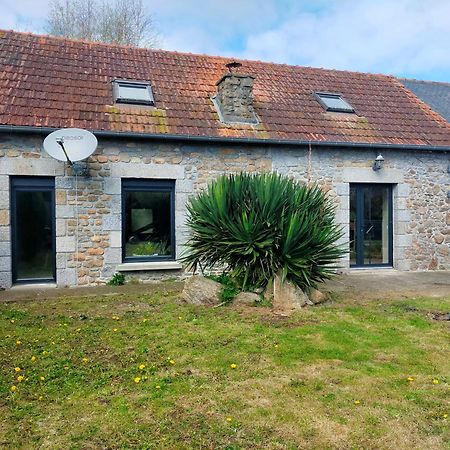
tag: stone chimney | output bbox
[213,72,258,124]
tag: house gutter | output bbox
[0,125,449,152]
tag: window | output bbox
[315,92,354,113]
[113,79,154,105]
[122,179,175,262]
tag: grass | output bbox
[0,286,449,449]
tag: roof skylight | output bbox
[113,79,154,106]
[315,92,354,113]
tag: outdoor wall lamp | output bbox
[372,153,385,171]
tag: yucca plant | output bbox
[182,172,345,292]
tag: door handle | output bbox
[366,225,374,234]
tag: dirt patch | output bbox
[426,312,450,321]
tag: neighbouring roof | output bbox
[399,78,450,122]
[0,30,449,148]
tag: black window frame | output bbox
[349,183,393,268]
[121,179,176,263]
[314,92,355,113]
[10,176,56,284]
[113,79,155,106]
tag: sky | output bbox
[1,0,449,81]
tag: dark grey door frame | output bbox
[350,183,394,268]
[10,176,56,284]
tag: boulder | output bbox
[308,288,328,304]
[182,275,222,306]
[234,291,259,306]
[272,274,309,314]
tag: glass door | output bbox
[11,177,56,283]
[350,184,393,267]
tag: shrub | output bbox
[107,272,125,286]
[206,273,240,303]
[182,172,345,291]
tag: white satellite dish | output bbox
[43,128,98,164]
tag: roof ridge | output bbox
[1,28,395,80]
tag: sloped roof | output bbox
[399,78,450,122]
[0,30,449,148]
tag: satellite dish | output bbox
[43,128,98,163]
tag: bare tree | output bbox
[46,0,159,47]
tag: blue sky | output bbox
[1,0,449,81]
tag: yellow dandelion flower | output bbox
[142,318,148,323]
[407,377,414,382]
[113,328,118,332]
[156,385,161,389]
[14,367,21,372]
[274,344,279,348]
[10,385,17,392]
[443,413,448,419]
[76,328,81,332]
[38,396,43,400]
[82,358,89,363]
[432,379,439,384]
[31,356,36,362]
[112,316,120,320]
[354,400,361,405]
[60,338,65,341]
[139,364,146,370]
[40,376,45,381]
[134,377,141,383]
[226,417,232,422]
[169,360,176,365]
[10,319,15,323]
[16,340,21,345]
[230,363,237,369]
[42,351,48,355]
[17,375,24,382]
[178,316,183,320]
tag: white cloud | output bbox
[0,0,449,80]
[240,0,450,79]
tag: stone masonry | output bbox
[0,133,448,288]
[213,73,258,124]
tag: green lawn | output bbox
[0,285,449,449]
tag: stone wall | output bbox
[0,133,448,288]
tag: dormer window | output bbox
[113,79,154,106]
[315,92,354,113]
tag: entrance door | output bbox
[350,184,393,267]
[11,177,56,283]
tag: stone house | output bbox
[0,30,449,288]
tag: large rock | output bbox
[272,274,309,314]
[234,291,259,306]
[182,275,222,306]
[308,288,328,304]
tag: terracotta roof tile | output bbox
[0,30,449,147]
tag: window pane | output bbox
[363,186,390,265]
[117,84,151,102]
[15,191,54,279]
[124,191,172,258]
[317,93,353,112]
